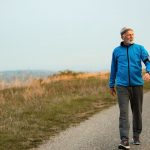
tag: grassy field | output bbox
[0,71,150,150]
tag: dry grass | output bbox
[0,72,109,90]
[1,71,150,150]
[41,72,109,84]
[0,71,116,150]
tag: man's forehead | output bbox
[124,30,134,34]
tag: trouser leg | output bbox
[116,86,130,139]
[129,86,143,137]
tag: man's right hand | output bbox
[110,88,116,96]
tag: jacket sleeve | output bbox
[141,46,150,72]
[109,50,117,88]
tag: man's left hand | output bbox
[143,73,150,81]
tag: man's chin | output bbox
[130,41,134,44]
[127,40,134,44]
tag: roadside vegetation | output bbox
[0,70,150,150]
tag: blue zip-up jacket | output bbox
[109,42,150,88]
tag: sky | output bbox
[0,0,150,72]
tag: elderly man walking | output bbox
[109,27,150,149]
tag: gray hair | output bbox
[120,27,133,35]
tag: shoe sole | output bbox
[118,144,130,149]
[131,140,141,145]
[132,142,141,145]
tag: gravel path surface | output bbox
[33,92,150,150]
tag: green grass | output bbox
[1,76,150,150]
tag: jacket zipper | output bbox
[127,46,131,86]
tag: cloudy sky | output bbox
[0,0,150,72]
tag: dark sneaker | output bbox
[132,136,141,145]
[118,138,130,149]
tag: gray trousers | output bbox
[116,86,143,140]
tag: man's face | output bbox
[121,30,134,44]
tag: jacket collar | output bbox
[120,42,134,47]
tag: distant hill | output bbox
[0,70,54,82]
